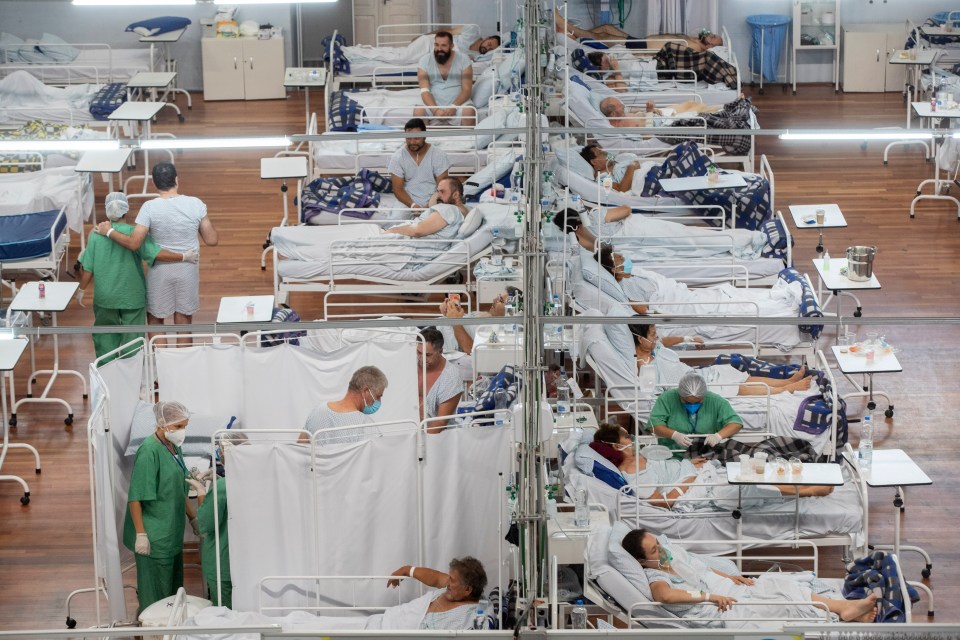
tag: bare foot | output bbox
[856,606,878,623]
[787,365,807,383]
[786,377,813,392]
[840,593,878,622]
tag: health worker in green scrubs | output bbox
[650,371,743,458]
[196,431,247,609]
[123,401,202,612]
[77,192,198,362]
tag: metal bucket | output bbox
[846,245,877,281]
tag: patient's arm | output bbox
[614,162,640,192]
[387,565,450,589]
[391,175,422,208]
[604,205,632,223]
[387,210,448,237]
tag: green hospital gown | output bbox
[80,222,162,360]
[197,477,231,608]
[649,389,742,457]
[123,435,188,611]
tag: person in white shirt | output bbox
[415,31,476,126]
[302,366,387,445]
[388,118,452,209]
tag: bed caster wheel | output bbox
[66,618,76,629]
[732,509,741,520]
[867,401,877,410]
[883,160,888,165]
[65,415,73,426]
[853,308,862,318]
[922,567,931,579]
[860,142,868,151]
[262,242,270,250]
[759,88,765,95]
[261,266,266,271]
[9,415,16,427]
[20,493,30,506]
[178,115,185,123]
[26,393,33,398]
[885,407,894,418]
[35,467,41,474]
[792,90,797,95]
[894,496,903,508]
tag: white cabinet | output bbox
[842,24,907,93]
[201,37,285,101]
[792,0,841,92]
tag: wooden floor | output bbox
[1,84,959,628]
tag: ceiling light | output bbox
[139,137,290,150]
[780,131,934,141]
[73,0,195,5]
[0,140,120,152]
[214,0,335,4]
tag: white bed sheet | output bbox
[0,71,99,126]
[1,47,164,84]
[569,65,738,106]
[0,165,92,232]
[343,87,489,126]
[275,224,492,282]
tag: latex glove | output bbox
[135,533,150,555]
[196,468,214,482]
[189,516,201,537]
[75,289,86,308]
[670,431,693,447]
[182,248,199,264]
[705,433,723,447]
[186,478,206,496]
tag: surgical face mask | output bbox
[165,428,187,447]
[362,389,382,415]
[683,402,702,415]
[619,257,633,275]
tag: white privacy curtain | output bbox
[89,350,145,625]
[157,344,244,417]
[646,0,717,35]
[228,427,513,615]
[228,443,318,613]
[154,340,418,430]
[242,341,419,429]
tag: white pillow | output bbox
[459,206,484,238]
[602,304,636,361]
[472,72,494,108]
[473,108,506,149]
[38,33,79,62]
[567,80,609,128]
[607,520,653,600]
[133,26,161,37]
[579,247,627,302]
[554,145,594,180]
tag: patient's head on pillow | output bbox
[627,319,656,347]
[589,422,631,467]
[621,527,657,565]
[436,176,464,206]
[553,208,582,233]
[448,556,488,600]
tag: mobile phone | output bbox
[449,293,461,305]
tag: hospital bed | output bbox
[0,207,70,283]
[909,16,960,67]
[0,41,163,85]
[0,164,94,236]
[271,217,494,306]
[574,523,913,629]
[0,71,120,130]
[560,434,866,557]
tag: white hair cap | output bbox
[104,192,129,221]
[154,400,190,428]
[677,371,708,398]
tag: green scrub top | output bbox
[123,435,188,559]
[81,222,162,309]
[197,477,230,590]
[649,389,742,456]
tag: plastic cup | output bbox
[738,454,752,476]
[815,208,825,225]
[790,457,803,475]
[774,457,788,477]
[504,257,514,269]
[838,334,850,353]
[752,452,768,475]
[865,346,876,364]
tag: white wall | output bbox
[719,0,949,85]
[0,0,295,91]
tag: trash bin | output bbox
[746,14,791,92]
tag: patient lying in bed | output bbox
[620,528,878,626]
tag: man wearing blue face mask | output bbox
[302,366,387,445]
[649,371,742,459]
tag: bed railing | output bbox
[0,42,118,84]
[323,286,472,319]
[375,23,479,48]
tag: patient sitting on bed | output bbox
[385,177,467,239]
[301,366,387,445]
[386,557,488,629]
[621,528,877,625]
[598,96,724,128]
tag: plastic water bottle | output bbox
[490,228,504,266]
[308,68,319,82]
[570,599,587,629]
[556,370,570,426]
[473,599,489,630]
[510,71,521,101]
[550,294,564,339]
[509,161,521,194]
[569,193,583,212]
[493,388,510,426]
[822,249,830,272]
[573,488,589,528]
[858,413,874,472]
[504,294,517,333]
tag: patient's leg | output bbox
[737,376,812,395]
[811,593,878,623]
[590,24,632,40]
[670,100,724,114]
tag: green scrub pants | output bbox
[205,579,232,609]
[92,306,146,362]
[134,552,184,613]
